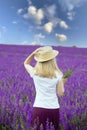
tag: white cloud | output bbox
[55,33,67,42]
[59,0,87,11]
[43,5,60,28]
[43,4,67,33]
[0,26,7,39]
[2,26,7,32]
[67,11,75,20]
[36,9,44,24]
[51,18,60,26]
[27,0,32,5]
[34,33,45,44]
[44,4,59,22]
[23,5,44,24]
[46,4,56,18]
[59,20,69,29]
[23,13,29,19]
[43,18,60,34]
[17,8,24,14]
[23,4,68,33]
[31,41,37,45]
[21,40,29,45]
[44,22,54,33]
[59,0,87,20]
[34,33,45,39]
[31,41,43,46]
[28,6,36,15]
[12,21,18,24]
[36,25,43,30]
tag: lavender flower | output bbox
[0,45,87,130]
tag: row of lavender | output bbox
[0,44,87,130]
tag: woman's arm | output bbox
[24,53,34,75]
[56,79,64,97]
[56,78,68,97]
[24,52,34,68]
[24,48,41,75]
[24,53,34,65]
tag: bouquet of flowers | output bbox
[63,69,72,79]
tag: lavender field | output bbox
[0,44,87,130]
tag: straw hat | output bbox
[34,46,59,62]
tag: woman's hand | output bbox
[62,78,68,84]
[24,47,42,65]
[32,47,42,55]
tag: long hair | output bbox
[34,58,63,78]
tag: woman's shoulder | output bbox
[55,71,63,79]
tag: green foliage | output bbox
[0,123,10,130]
[29,127,34,130]
[59,124,64,130]
[63,69,73,78]
[68,112,87,129]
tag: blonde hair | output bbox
[34,58,63,78]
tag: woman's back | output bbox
[32,71,62,109]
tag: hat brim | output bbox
[34,50,59,62]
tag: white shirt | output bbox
[24,64,63,109]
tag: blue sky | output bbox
[0,0,87,47]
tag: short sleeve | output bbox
[58,74,63,81]
[24,63,34,78]
[55,71,63,81]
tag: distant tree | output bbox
[72,45,77,48]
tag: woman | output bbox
[24,46,67,130]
